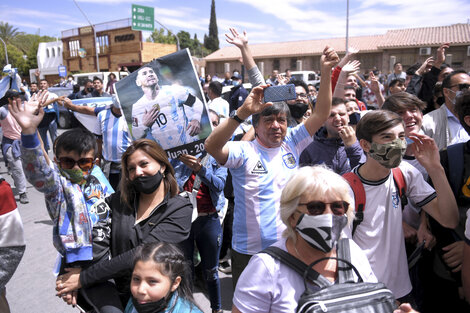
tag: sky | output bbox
[3,0,470,47]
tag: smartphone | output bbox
[349,112,361,125]
[264,84,297,103]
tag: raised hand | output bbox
[8,97,44,135]
[416,57,434,76]
[239,85,272,118]
[408,132,440,170]
[277,74,289,85]
[225,28,248,48]
[435,43,450,67]
[341,60,361,76]
[321,45,339,70]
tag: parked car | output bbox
[282,71,320,89]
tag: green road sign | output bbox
[132,4,154,31]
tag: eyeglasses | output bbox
[297,93,308,99]
[449,83,470,91]
[58,157,94,170]
[298,200,349,216]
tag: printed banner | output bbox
[114,48,211,158]
[71,97,113,134]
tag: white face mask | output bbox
[448,89,463,105]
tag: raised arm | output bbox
[204,85,272,164]
[61,97,96,116]
[369,71,385,108]
[303,46,339,136]
[333,60,361,99]
[410,132,458,228]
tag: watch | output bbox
[229,110,245,124]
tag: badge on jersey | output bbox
[251,160,267,174]
[282,153,296,169]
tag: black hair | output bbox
[291,80,308,94]
[73,84,81,93]
[83,78,93,85]
[389,78,405,88]
[133,242,199,310]
[92,76,103,84]
[252,101,291,127]
[54,128,97,158]
[30,81,38,86]
[208,81,223,97]
[442,70,467,89]
[5,89,20,99]
[394,62,402,68]
[406,63,421,76]
[356,110,404,143]
[332,97,345,106]
[455,89,470,135]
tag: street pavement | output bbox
[3,133,234,313]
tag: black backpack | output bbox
[263,239,397,313]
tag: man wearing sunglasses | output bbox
[8,99,120,312]
[422,70,470,150]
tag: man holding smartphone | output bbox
[205,46,339,288]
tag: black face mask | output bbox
[132,171,163,194]
[288,102,308,120]
[131,295,168,313]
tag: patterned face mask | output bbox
[60,167,91,185]
[369,138,407,169]
[295,213,348,253]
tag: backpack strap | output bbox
[446,143,465,197]
[342,172,366,235]
[262,246,331,288]
[337,238,355,284]
[392,167,407,210]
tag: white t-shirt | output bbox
[207,97,229,118]
[224,124,312,255]
[131,85,203,150]
[233,237,377,313]
[346,161,437,298]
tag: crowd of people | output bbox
[1,27,470,313]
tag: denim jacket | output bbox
[171,154,227,213]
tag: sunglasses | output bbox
[298,200,349,216]
[58,157,94,170]
[449,83,470,91]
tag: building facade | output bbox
[61,18,176,73]
[205,24,470,80]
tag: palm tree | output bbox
[0,22,24,44]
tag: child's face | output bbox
[131,260,180,304]
[55,150,95,172]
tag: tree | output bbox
[204,0,219,53]
[0,22,24,44]
[147,28,176,44]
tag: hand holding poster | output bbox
[70,97,114,134]
[114,49,211,158]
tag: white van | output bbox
[282,70,320,89]
[73,71,129,87]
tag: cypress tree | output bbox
[204,0,219,52]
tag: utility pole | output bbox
[73,0,100,72]
[154,19,180,51]
[345,0,349,54]
[0,38,8,64]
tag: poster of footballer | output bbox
[115,48,211,158]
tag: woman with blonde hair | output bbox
[232,165,377,312]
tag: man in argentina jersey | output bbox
[94,102,131,189]
[205,46,339,287]
[131,66,204,150]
